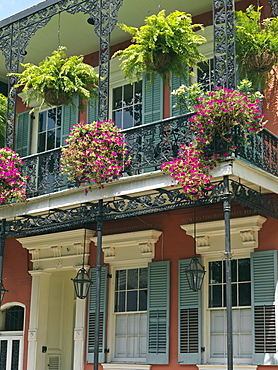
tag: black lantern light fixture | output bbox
[0,280,8,304]
[72,230,92,299]
[185,209,206,292]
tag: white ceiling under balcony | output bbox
[0,0,215,82]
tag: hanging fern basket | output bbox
[247,51,277,73]
[144,51,175,75]
[44,88,72,106]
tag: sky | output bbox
[0,0,45,21]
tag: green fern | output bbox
[114,10,206,83]
[9,47,98,111]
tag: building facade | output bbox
[0,1,278,370]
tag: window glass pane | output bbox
[239,283,251,306]
[113,110,122,128]
[231,260,237,283]
[116,270,126,290]
[123,108,133,129]
[238,258,250,281]
[139,289,147,311]
[47,130,55,150]
[134,104,142,126]
[124,84,133,106]
[135,81,142,104]
[127,291,137,311]
[56,128,61,147]
[38,132,46,153]
[115,291,125,312]
[209,284,222,307]
[209,261,222,284]
[48,108,56,129]
[57,106,62,126]
[232,283,237,306]
[38,111,46,132]
[127,269,138,289]
[113,87,122,110]
[139,268,147,288]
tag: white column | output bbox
[27,271,51,370]
[73,297,87,370]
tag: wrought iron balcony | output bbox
[22,113,278,199]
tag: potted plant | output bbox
[113,10,206,83]
[61,120,130,192]
[11,47,98,110]
[0,147,26,205]
[235,5,278,89]
[162,82,265,198]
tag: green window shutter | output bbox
[146,260,170,364]
[61,95,79,146]
[142,75,163,124]
[16,111,31,157]
[87,97,98,123]
[87,266,108,364]
[251,250,277,365]
[178,258,202,364]
[170,73,189,117]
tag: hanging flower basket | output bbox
[0,147,26,205]
[61,121,130,192]
[10,47,98,111]
[162,83,265,198]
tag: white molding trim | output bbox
[91,229,162,264]
[102,364,151,370]
[181,215,266,256]
[197,366,257,370]
[17,229,94,271]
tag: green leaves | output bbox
[0,94,7,147]
[10,47,98,110]
[236,5,278,89]
[114,10,206,83]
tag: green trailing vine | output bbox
[0,94,7,147]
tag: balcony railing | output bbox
[22,113,278,198]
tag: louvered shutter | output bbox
[178,259,202,364]
[146,260,170,364]
[170,73,189,117]
[87,98,98,123]
[142,75,163,124]
[61,96,79,146]
[87,266,108,364]
[16,111,31,157]
[251,250,277,365]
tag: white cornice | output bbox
[91,229,162,264]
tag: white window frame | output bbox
[203,252,252,365]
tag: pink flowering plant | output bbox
[0,147,26,205]
[161,83,265,198]
[61,121,130,191]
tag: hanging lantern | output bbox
[72,267,92,299]
[185,256,205,292]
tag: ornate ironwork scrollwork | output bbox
[213,0,236,89]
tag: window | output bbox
[37,107,62,152]
[197,58,214,91]
[112,82,142,129]
[0,305,25,370]
[208,258,252,359]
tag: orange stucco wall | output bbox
[2,236,32,370]
[84,201,278,369]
